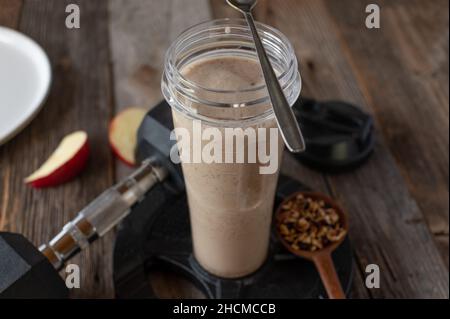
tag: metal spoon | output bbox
[226,0,305,152]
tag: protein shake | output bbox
[162,19,301,278]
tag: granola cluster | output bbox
[278,194,347,252]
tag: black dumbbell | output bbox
[0,102,182,298]
[0,232,68,298]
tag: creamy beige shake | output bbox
[171,56,283,278]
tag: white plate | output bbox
[0,27,51,145]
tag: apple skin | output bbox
[25,137,90,188]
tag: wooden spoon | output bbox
[275,191,349,299]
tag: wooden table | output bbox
[0,0,448,299]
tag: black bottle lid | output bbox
[292,97,375,172]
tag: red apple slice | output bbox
[109,107,147,166]
[25,131,89,188]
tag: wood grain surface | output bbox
[0,0,448,298]
[0,0,22,28]
[1,0,115,298]
[325,0,449,266]
[108,0,210,179]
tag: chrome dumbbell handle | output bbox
[40,159,167,271]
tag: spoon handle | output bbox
[313,253,346,299]
[243,12,305,153]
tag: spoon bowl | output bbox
[226,0,258,13]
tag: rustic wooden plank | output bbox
[0,0,23,28]
[1,0,445,299]
[435,234,449,269]
[108,0,355,298]
[108,0,212,180]
[209,1,448,297]
[209,0,373,299]
[0,0,22,232]
[235,0,449,298]
[108,0,211,297]
[281,156,372,299]
[0,0,115,297]
[324,0,449,268]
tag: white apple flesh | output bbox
[25,131,89,188]
[109,107,147,166]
